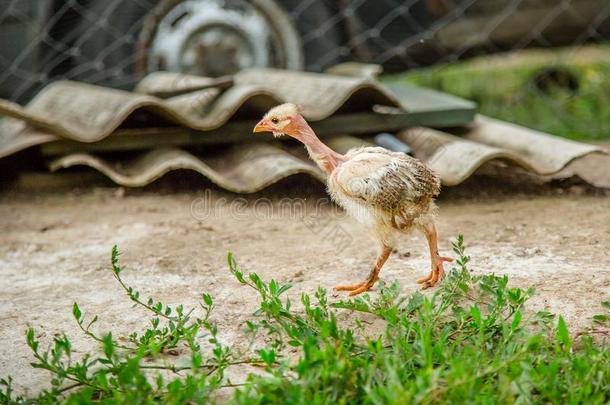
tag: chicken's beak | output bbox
[253,119,271,134]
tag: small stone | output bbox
[568,185,586,196]
[114,187,126,198]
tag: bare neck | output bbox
[291,116,344,174]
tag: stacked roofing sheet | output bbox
[0,66,606,191]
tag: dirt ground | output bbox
[1,170,609,396]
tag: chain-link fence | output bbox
[1,0,609,103]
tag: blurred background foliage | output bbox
[392,45,610,141]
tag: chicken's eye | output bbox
[271,117,279,124]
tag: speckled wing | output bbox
[332,147,440,212]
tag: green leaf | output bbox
[191,352,203,369]
[72,302,82,321]
[592,314,609,325]
[111,245,121,275]
[511,310,522,331]
[86,315,99,330]
[249,273,263,289]
[102,333,114,359]
[556,316,571,348]
[258,349,276,366]
[277,283,293,296]
[470,306,482,324]
[26,328,38,352]
[269,279,278,295]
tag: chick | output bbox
[254,103,452,296]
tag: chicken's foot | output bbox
[335,245,392,296]
[417,222,452,289]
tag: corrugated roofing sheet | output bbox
[0,69,402,158]
[48,117,607,191]
[0,66,607,190]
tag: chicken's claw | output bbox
[417,255,452,288]
[335,246,391,296]
[335,275,378,296]
[334,282,366,291]
[334,281,374,296]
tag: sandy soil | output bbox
[0,172,609,395]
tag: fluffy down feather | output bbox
[254,105,452,295]
[328,146,440,242]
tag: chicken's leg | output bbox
[417,222,452,289]
[335,245,392,296]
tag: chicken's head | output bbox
[253,103,304,138]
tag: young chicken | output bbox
[253,103,452,296]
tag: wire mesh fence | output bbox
[1,0,609,103]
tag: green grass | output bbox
[385,47,610,141]
[2,236,609,404]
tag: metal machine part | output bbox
[143,0,304,77]
[374,132,414,156]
